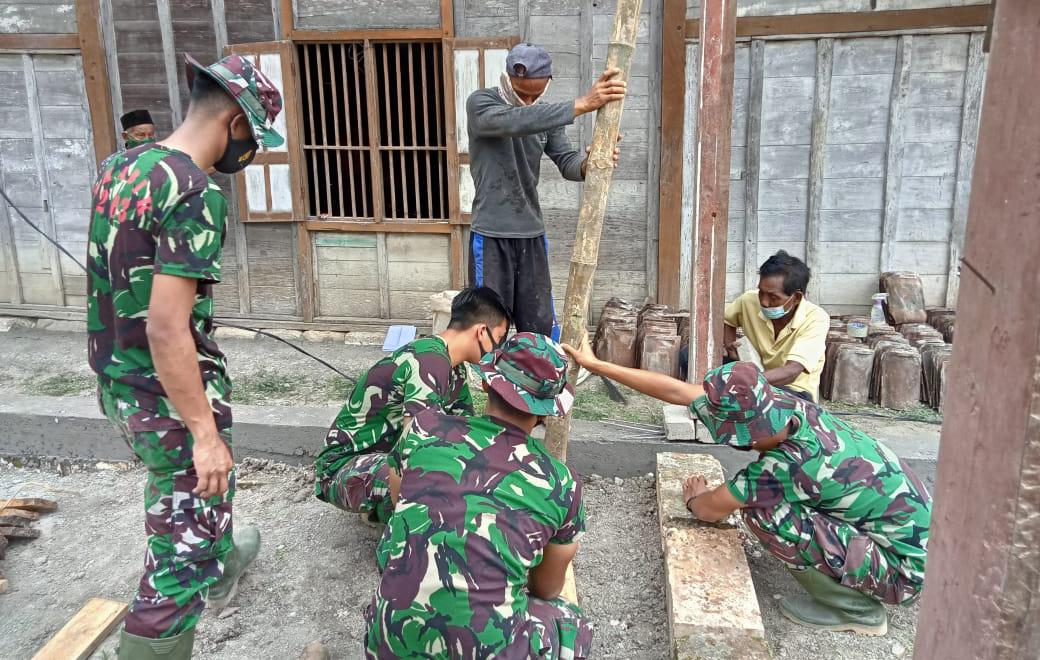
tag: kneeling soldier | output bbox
[366,333,592,658]
[565,339,931,636]
[314,286,510,524]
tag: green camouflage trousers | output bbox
[743,501,923,605]
[315,452,394,524]
[101,389,235,637]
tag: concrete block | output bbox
[35,319,86,333]
[261,329,304,341]
[0,317,34,332]
[656,452,769,660]
[343,331,386,346]
[215,326,258,340]
[664,404,699,441]
[303,330,347,343]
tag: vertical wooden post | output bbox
[880,35,911,273]
[686,0,736,383]
[913,2,1040,658]
[543,0,644,461]
[77,0,117,167]
[742,39,763,294]
[656,0,687,308]
[155,0,183,127]
[804,38,832,304]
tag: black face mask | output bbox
[214,123,257,174]
[478,326,504,357]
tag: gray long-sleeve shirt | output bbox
[466,89,584,239]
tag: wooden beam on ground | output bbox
[685,6,991,39]
[543,0,643,461]
[913,2,1040,657]
[75,0,117,169]
[656,0,687,308]
[0,525,40,539]
[0,497,58,513]
[32,598,128,660]
[686,0,736,383]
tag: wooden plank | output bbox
[23,54,65,307]
[363,41,385,221]
[644,0,662,302]
[277,0,291,39]
[449,226,464,288]
[914,3,1040,655]
[805,38,831,302]
[376,232,390,318]
[0,34,79,50]
[0,506,37,521]
[441,41,460,223]
[0,163,23,304]
[684,6,990,38]
[880,35,911,273]
[32,598,128,660]
[305,220,452,234]
[655,0,686,307]
[0,525,40,538]
[97,0,122,143]
[689,0,736,382]
[75,0,116,168]
[742,39,763,293]
[155,0,182,127]
[946,31,983,308]
[210,0,228,55]
[677,41,698,309]
[293,0,441,31]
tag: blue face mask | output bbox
[761,295,793,320]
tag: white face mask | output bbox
[498,72,551,106]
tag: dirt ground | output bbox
[0,458,917,660]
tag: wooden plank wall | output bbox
[681,29,986,316]
[294,0,442,30]
[0,1,78,33]
[456,0,660,322]
[684,0,990,14]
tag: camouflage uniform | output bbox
[366,334,589,658]
[87,54,283,639]
[314,336,473,523]
[691,362,932,605]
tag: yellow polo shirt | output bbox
[724,290,829,400]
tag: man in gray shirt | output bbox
[467,43,624,340]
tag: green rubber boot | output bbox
[206,525,261,610]
[780,567,888,636]
[117,628,195,659]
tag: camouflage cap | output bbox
[479,332,574,417]
[689,361,801,449]
[184,54,284,148]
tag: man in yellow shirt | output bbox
[723,251,828,402]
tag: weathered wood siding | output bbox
[0,1,77,33]
[0,53,94,308]
[682,31,985,315]
[293,0,442,30]
[685,0,988,16]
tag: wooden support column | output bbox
[155,0,183,127]
[945,32,985,308]
[76,0,117,168]
[914,2,1040,657]
[742,39,763,294]
[880,35,911,273]
[804,38,832,303]
[656,0,687,308]
[686,0,736,382]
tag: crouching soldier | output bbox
[314,286,510,525]
[366,333,592,659]
[564,339,931,636]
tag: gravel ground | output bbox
[0,459,919,659]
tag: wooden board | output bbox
[0,525,40,539]
[32,598,128,660]
[0,497,57,513]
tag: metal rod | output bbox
[327,44,345,218]
[421,43,434,220]
[302,44,321,216]
[315,43,334,216]
[339,43,358,219]
[381,44,396,220]
[395,43,408,219]
[407,43,422,219]
[432,44,444,218]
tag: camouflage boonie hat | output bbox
[690,362,800,449]
[184,54,284,148]
[479,332,574,417]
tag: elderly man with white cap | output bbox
[466,43,625,341]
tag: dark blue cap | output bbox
[506,43,553,79]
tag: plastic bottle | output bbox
[871,293,888,324]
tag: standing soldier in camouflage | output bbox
[564,341,931,636]
[87,54,284,658]
[315,286,510,525]
[366,333,591,658]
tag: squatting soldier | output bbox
[565,340,931,636]
[314,286,511,525]
[87,54,284,658]
[366,333,591,658]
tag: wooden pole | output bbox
[543,0,643,461]
[686,0,736,383]
[913,2,1040,657]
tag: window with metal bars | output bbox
[298,41,449,222]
